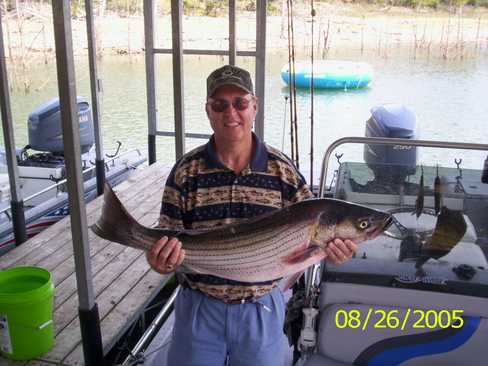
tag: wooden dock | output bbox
[0,162,172,366]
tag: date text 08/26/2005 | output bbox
[334,308,465,331]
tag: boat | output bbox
[0,97,147,255]
[120,104,488,366]
[281,60,374,90]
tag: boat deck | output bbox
[0,162,172,366]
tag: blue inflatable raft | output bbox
[281,60,373,90]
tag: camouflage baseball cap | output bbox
[207,65,254,98]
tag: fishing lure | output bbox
[414,165,424,219]
[434,165,442,216]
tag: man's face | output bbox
[206,85,257,144]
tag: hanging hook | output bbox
[454,158,463,179]
[335,153,343,165]
[454,158,462,170]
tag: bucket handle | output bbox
[37,320,53,330]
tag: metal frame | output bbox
[121,286,181,366]
[319,137,488,197]
[171,0,186,159]
[51,1,104,364]
[144,0,267,161]
[0,148,142,216]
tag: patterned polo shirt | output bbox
[158,133,314,302]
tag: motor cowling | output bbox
[28,97,94,155]
[364,104,418,184]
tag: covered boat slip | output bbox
[0,162,172,366]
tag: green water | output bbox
[2,50,488,185]
[0,276,47,293]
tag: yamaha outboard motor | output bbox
[364,104,418,185]
[28,97,94,155]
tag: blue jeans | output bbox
[167,287,286,366]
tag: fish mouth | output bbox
[367,215,393,239]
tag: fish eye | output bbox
[358,220,370,229]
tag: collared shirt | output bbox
[159,133,313,302]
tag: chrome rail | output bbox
[305,136,488,300]
[0,148,144,216]
[318,137,488,197]
[122,285,180,366]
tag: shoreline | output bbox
[2,3,487,60]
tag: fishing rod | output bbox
[286,0,296,164]
[290,0,299,169]
[310,0,316,187]
[282,96,289,151]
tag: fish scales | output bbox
[180,212,312,252]
[183,222,312,260]
[183,229,312,276]
[184,224,313,269]
[92,184,392,283]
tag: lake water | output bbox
[3,49,488,185]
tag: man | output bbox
[146,65,357,365]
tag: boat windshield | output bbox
[326,159,488,296]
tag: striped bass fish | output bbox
[91,184,392,283]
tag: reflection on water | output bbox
[2,51,488,183]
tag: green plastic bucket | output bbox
[0,266,55,360]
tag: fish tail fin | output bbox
[91,183,145,245]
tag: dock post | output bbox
[51,1,104,364]
[144,0,158,164]
[254,0,267,140]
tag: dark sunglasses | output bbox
[207,95,253,113]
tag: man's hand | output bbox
[146,236,186,274]
[324,238,357,265]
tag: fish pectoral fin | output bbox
[282,244,323,265]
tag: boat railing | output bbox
[0,148,144,216]
[122,286,180,366]
[319,137,488,197]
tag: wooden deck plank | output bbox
[64,269,168,365]
[0,165,167,270]
[44,255,166,362]
[0,163,172,366]
[0,163,167,269]
[40,197,166,362]
[0,165,154,268]
[36,173,165,292]
[51,199,162,333]
[42,209,163,362]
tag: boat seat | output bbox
[301,282,488,366]
[301,353,350,366]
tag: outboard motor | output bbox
[364,104,418,185]
[28,97,94,155]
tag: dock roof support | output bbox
[144,0,158,165]
[51,1,104,364]
[144,0,267,161]
[85,0,106,195]
[171,0,186,159]
[254,0,267,140]
[0,10,27,246]
[229,0,236,65]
